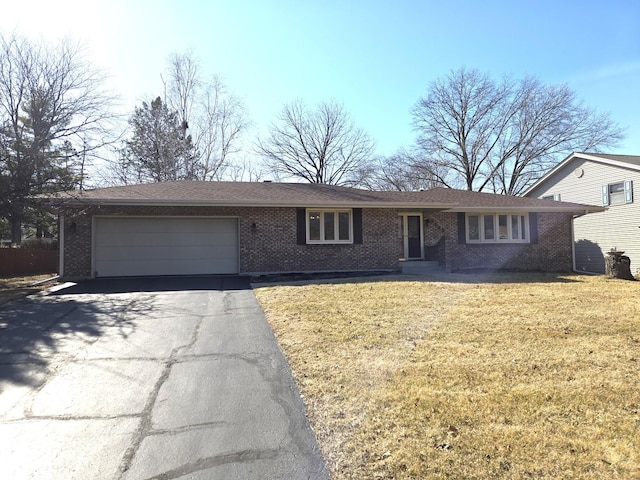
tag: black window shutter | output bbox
[529,212,538,244]
[457,212,466,244]
[296,208,306,245]
[353,208,363,244]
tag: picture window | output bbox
[306,209,353,244]
[466,213,528,244]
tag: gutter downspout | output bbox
[571,215,577,273]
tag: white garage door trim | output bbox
[92,216,239,277]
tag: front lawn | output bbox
[254,273,640,479]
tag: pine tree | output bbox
[118,97,197,183]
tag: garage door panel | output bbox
[94,217,239,277]
[98,217,233,233]
[97,258,238,277]
[96,232,237,248]
[96,244,238,262]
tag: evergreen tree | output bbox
[0,33,114,243]
[118,97,197,183]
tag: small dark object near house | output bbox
[605,250,636,281]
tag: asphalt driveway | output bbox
[0,276,327,480]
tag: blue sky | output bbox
[2,0,640,161]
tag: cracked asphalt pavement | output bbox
[0,276,328,480]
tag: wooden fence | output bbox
[0,248,58,277]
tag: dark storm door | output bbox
[405,215,423,259]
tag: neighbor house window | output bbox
[306,209,352,243]
[542,194,561,201]
[466,213,528,243]
[602,181,633,206]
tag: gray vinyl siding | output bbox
[527,158,640,274]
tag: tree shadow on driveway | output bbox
[0,292,155,389]
[0,276,249,390]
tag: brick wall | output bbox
[242,207,401,274]
[61,205,402,278]
[61,205,574,278]
[63,209,93,278]
[424,211,574,272]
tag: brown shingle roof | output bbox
[402,187,600,211]
[55,181,419,206]
[52,181,602,213]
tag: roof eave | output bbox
[445,206,605,214]
[573,153,640,171]
[57,198,459,209]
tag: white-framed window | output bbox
[306,209,353,244]
[602,181,633,206]
[542,194,561,201]
[466,213,529,243]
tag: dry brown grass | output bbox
[254,273,640,479]
[0,274,58,305]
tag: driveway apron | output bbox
[0,277,328,480]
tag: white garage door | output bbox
[94,217,238,277]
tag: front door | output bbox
[402,214,423,259]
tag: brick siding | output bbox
[61,205,574,278]
[425,211,574,272]
[61,205,402,278]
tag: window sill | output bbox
[466,241,530,245]
[306,241,354,245]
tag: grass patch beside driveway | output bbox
[254,273,640,479]
[0,274,58,306]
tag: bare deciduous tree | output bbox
[219,155,268,182]
[165,51,198,138]
[411,67,625,194]
[194,76,246,179]
[257,99,375,185]
[357,150,443,191]
[0,32,116,243]
[165,52,247,180]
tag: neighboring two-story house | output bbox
[524,152,640,274]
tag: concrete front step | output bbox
[400,260,442,275]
